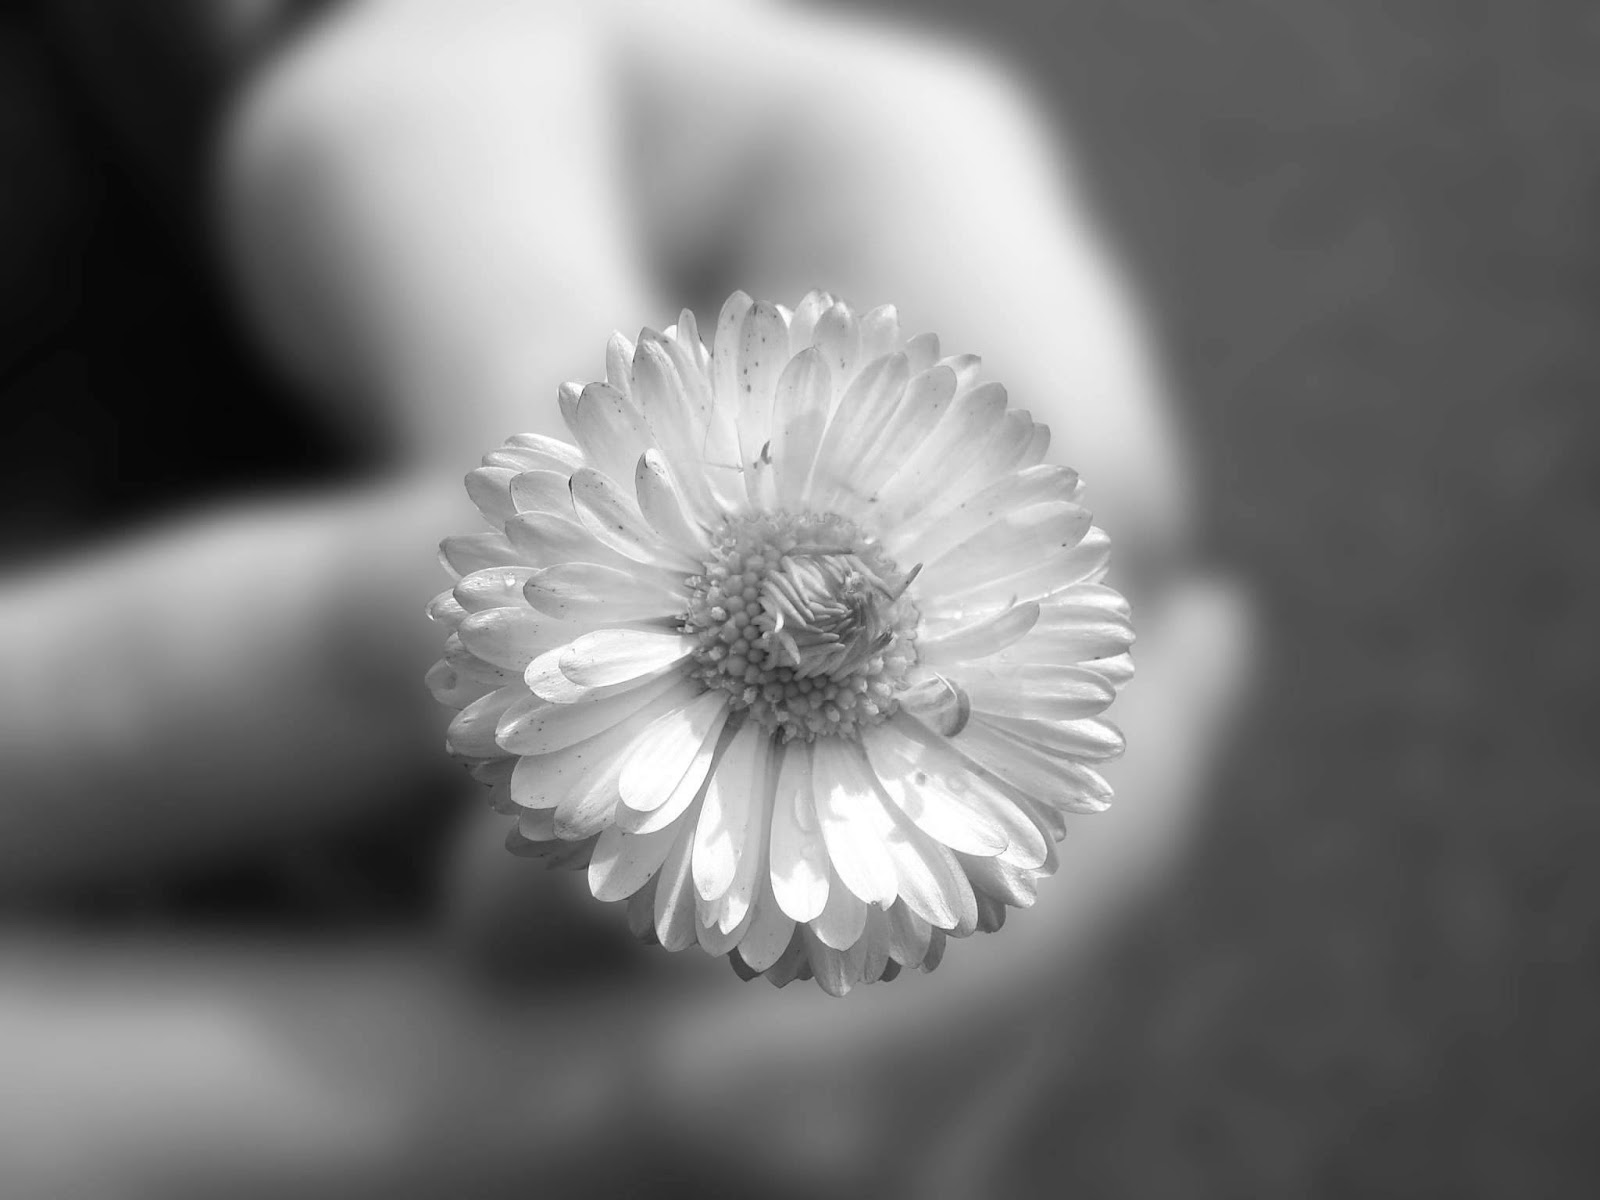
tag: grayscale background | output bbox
[0,1,1592,1196]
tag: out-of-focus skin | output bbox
[0,0,1251,1192]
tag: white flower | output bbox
[427,291,1133,995]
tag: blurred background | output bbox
[3,0,1597,1196]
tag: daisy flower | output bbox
[427,291,1133,996]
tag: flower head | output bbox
[428,291,1132,995]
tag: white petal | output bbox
[974,713,1125,761]
[426,591,467,630]
[505,432,584,465]
[861,723,1008,856]
[768,740,830,922]
[916,602,1041,667]
[692,720,765,902]
[620,704,733,835]
[464,467,518,527]
[508,469,574,516]
[453,566,539,613]
[868,783,978,932]
[733,300,791,505]
[768,347,832,509]
[857,907,894,982]
[497,672,693,756]
[738,876,797,974]
[653,817,702,951]
[961,664,1117,721]
[892,463,1081,562]
[457,607,568,670]
[810,737,898,907]
[947,718,1113,815]
[568,382,654,489]
[810,300,860,384]
[569,468,697,571]
[526,645,626,703]
[870,383,1009,520]
[558,628,697,689]
[635,450,711,556]
[631,338,718,523]
[588,822,679,902]
[903,332,940,373]
[523,563,684,623]
[787,289,833,352]
[696,890,755,958]
[618,689,730,815]
[606,332,635,397]
[444,685,522,757]
[886,713,1049,869]
[812,863,867,950]
[924,527,1112,615]
[426,659,494,709]
[717,732,774,932]
[509,713,650,810]
[505,512,625,570]
[439,531,520,579]
[858,303,901,363]
[801,926,855,997]
[958,851,1040,909]
[886,901,933,967]
[917,502,1092,596]
[810,352,911,510]
[848,364,958,503]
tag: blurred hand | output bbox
[0,0,1250,1192]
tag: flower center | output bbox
[681,513,920,740]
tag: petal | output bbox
[497,672,694,756]
[444,685,523,757]
[858,303,901,364]
[903,331,940,373]
[886,901,933,967]
[737,875,797,974]
[886,713,1050,869]
[635,450,711,556]
[618,689,731,815]
[769,740,830,923]
[961,664,1117,721]
[768,347,832,509]
[523,563,685,623]
[508,469,575,516]
[787,289,833,353]
[692,720,766,903]
[567,382,654,489]
[458,607,567,670]
[812,863,868,950]
[811,300,860,384]
[848,364,958,503]
[974,713,1126,762]
[917,502,1092,597]
[810,352,911,510]
[653,817,703,951]
[509,713,650,810]
[620,705,735,835]
[716,732,775,933]
[426,659,494,709]
[569,467,697,571]
[733,300,791,504]
[606,331,635,397]
[464,467,518,527]
[916,602,1041,667]
[631,339,719,523]
[453,566,539,613]
[589,822,680,902]
[892,463,1081,562]
[870,383,1009,520]
[558,628,697,689]
[924,527,1112,615]
[861,723,1008,856]
[440,531,520,579]
[810,736,898,908]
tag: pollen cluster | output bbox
[681,512,920,740]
